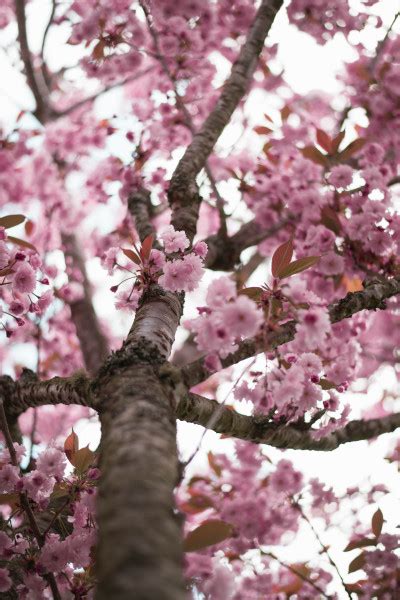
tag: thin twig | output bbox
[261,550,332,598]
[0,398,61,600]
[294,502,352,600]
[139,0,228,236]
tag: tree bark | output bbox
[95,287,186,600]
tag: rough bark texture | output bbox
[168,0,284,240]
[0,369,94,418]
[96,365,185,600]
[177,393,400,451]
[94,286,186,600]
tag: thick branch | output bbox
[14,0,53,121]
[127,186,160,245]
[204,217,289,270]
[63,234,109,374]
[176,393,400,451]
[168,0,283,239]
[182,276,400,387]
[0,370,94,418]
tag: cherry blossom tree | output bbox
[1,0,400,598]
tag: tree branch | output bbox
[0,369,95,419]
[127,186,160,245]
[168,0,283,240]
[182,275,400,387]
[176,393,400,451]
[14,0,54,121]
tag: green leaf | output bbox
[277,256,320,279]
[122,248,141,265]
[372,508,384,538]
[7,235,37,252]
[271,238,293,278]
[344,537,377,552]
[348,552,366,574]
[183,520,233,552]
[0,214,26,229]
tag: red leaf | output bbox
[316,129,332,154]
[372,508,384,538]
[300,146,329,167]
[348,552,366,574]
[140,235,154,262]
[339,138,367,160]
[25,220,35,236]
[344,537,377,552]
[254,126,273,135]
[277,256,320,279]
[122,248,141,265]
[281,105,291,121]
[7,236,37,252]
[208,451,222,477]
[238,287,263,302]
[331,131,346,154]
[183,520,233,552]
[71,446,95,475]
[64,430,79,463]
[0,214,26,229]
[271,238,293,278]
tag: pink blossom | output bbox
[206,277,236,308]
[193,240,208,258]
[0,464,20,493]
[329,165,353,188]
[101,247,119,275]
[296,307,331,350]
[9,295,29,316]
[36,447,66,478]
[115,288,141,311]
[160,225,189,254]
[319,252,345,275]
[148,248,166,273]
[0,568,11,593]
[159,254,204,292]
[12,262,36,293]
[37,290,54,312]
[0,241,9,269]
[299,352,323,376]
[220,296,262,338]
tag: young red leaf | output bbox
[316,129,332,154]
[0,214,26,229]
[183,520,233,552]
[64,430,79,463]
[331,130,346,154]
[122,248,141,265]
[344,537,377,552]
[7,236,37,252]
[140,235,154,262]
[254,125,273,135]
[348,552,366,574]
[271,238,293,278]
[300,146,329,167]
[238,287,263,302]
[339,138,367,160]
[208,451,222,477]
[277,256,320,279]
[71,446,96,475]
[371,508,384,538]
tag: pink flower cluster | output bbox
[186,277,263,361]
[0,440,97,597]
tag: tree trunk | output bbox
[95,288,186,599]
